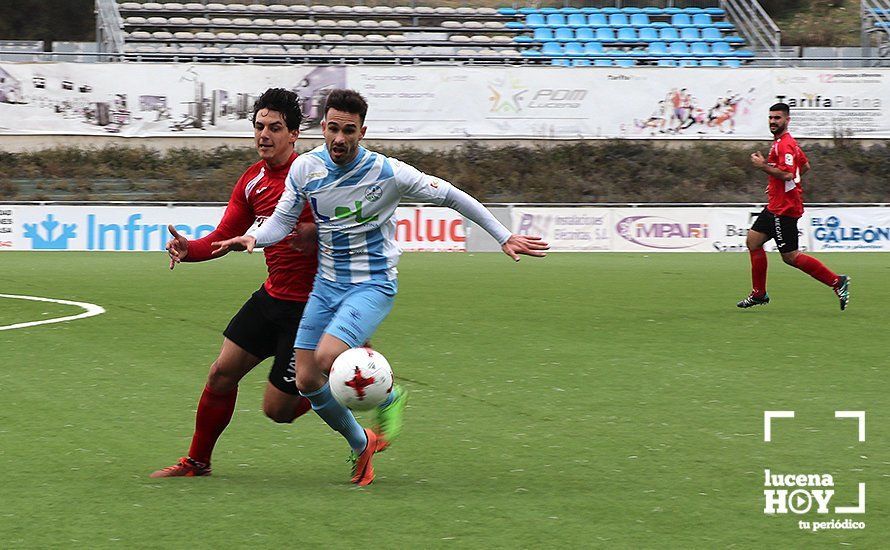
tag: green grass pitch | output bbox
[1,251,886,548]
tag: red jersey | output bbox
[184,152,317,302]
[766,132,808,218]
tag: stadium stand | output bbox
[862,0,890,61]
[99,1,756,66]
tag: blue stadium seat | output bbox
[513,34,534,44]
[559,7,581,14]
[572,58,592,66]
[642,7,662,15]
[714,20,736,30]
[659,27,680,42]
[575,27,595,41]
[533,28,554,42]
[609,14,630,27]
[520,49,542,57]
[701,27,723,42]
[648,41,668,56]
[554,27,574,42]
[692,14,713,27]
[498,8,517,16]
[567,13,587,27]
[734,49,755,58]
[668,41,691,56]
[588,14,608,27]
[617,27,638,43]
[546,14,566,27]
[623,7,642,14]
[678,59,699,67]
[681,28,701,41]
[579,7,600,14]
[723,34,746,44]
[639,27,658,42]
[594,58,614,66]
[690,42,710,56]
[540,7,559,14]
[564,41,584,56]
[684,7,704,14]
[551,58,571,66]
[705,8,726,16]
[657,59,677,66]
[663,7,682,15]
[584,41,605,56]
[518,8,537,15]
[711,42,732,57]
[505,22,526,30]
[630,14,650,27]
[723,59,742,68]
[596,27,616,41]
[526,14,546,28]
[672,14,693,28]
[601,7,620,15]
[699,59,721,67]
[616,58,635,67]
[541,41,563,56]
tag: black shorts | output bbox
[751,208,800,253]
[223,285,306,395]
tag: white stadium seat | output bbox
[353,6,372,15]
[331,5,352,14]
[289,5,310,14]
[125,17,147,25]
[248,5,270,13]
[337,20,359,29]
[227,4,248,12]
[183,3,204,11]
[371,6,393,14]
[286,45,308,54]
[269,4,289,13]
[200,46,222,54]
[344,34,366,42]
[173,31,195,39]
[386,34,407,42]
[210,18,233,26]
[435,7,456,15]
[358,20,380,28]
[205,3,225,10]
[414,7,434,15]
[312,5,333,14]
[330,46,350,55]
[143,3,163,10]
[393,7,413,15]
[463,22,484,30]
[162,3,185,11]
[274,19,295,27]
[477,8,498,16]
[223,45,244,54]
[456,48,480,56]
[232,18,252,26]
[152,31,173,39]
[237,32,259,41]
[483,22,504,30]
[194,31,216,40]
[449,35,471,43]
[157,44,180,53]
[491,35,513,44]
[168,17,189,25]
[302,33,323,42]
[456,7,477,15]
[323,33,345,42]
[255,19,275,27]
[259,32,281,41]
[178,45,201,54]
[216,32,238,40]
[317,20,338,28]
[280,33,301,41]
[129,31,152,40]
[137,44,159,53]
[147,16,168,25]
[308,47,329,54]
[379,20,401,28]
[189,17,210,25]
[441,21,462,29]
[365,34,386,42]
[119,2,142,10]
[264,45,286,54]
[243,46,265,54]
[294,19,314,28]
[393,48,414,55]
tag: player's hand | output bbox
[501,234,549,262]
[289,221,318,256]
[750,151,766,168]
[165,224,189,270]
[211,235,257,255]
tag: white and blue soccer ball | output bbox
[329,347,394,411]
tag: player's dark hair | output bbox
[324,89,368,124]
[252,88,302,131]
[769,102,790,115]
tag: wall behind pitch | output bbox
[0,63,888,139]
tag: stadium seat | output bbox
[659,28,680,42]
[630,14,650,27]
[648,41,668,56]
[125,17,147,25]
[692,14,713,27]
[564,42,584,56]
[601,7,620,14]
[711,41,732,56]
[546,14,567,27]
[555,27,574,42]
[526,14,546,28]
[690,42,710,56]
[617,28,637,43]
[534,28,555,42]
[699,59,721,67]
[723,34,746,44]
[609,14,630,27]
[615,58,635,67]
[551,58,571,66]
[672,14,693,28]
[723,59,742,67]
[588,14,608,27]
[505,21,525,30]
[576,27,595,41]
[498,7,518,16]
[595,28,616,41]
[173,31,194,40]
[668,41,691,56]
[593,58,613,66]
[684,7,704,14]
[657,59,677,66]
[583,41,604,56]
[567,14,587,27]
[642,7,662,15]
[701,27,723,42]
[705,8,726,16]
[541,41,563,56]
[639,27,658,41]
[514,33,534,44]
[483,22,505,30]
[572,58,591,66]
[680,28,701,42]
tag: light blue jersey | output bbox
[252,145,459,283]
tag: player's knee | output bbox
[314,348,340,373]
[781,252,798,266]
[263,402,296,424]
[207,360,240,392]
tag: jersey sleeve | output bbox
[392,158,453,203]
[184,173,255,262]
[774,139,797,175]
[250,165,306,247]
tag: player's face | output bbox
[767,110,789,136]
[323,108,366,165]
[254,108,298,166]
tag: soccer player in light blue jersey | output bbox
[213,89,548,485]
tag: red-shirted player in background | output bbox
[738,102,850,310]
[151,88,318,477]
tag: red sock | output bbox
[188,385,237,465]
[793,254,838,287]
[749,248,767,296]
[294,396,312,419]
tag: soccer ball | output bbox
[328,347,394,411]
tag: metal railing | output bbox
[95,0,125,54]
[720,0,780,57]
[862,0,890,59]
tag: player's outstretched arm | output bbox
[501,234,549,262]
[165,224,189,270]
[211,235,257,255]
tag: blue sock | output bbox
[301,383,368,453]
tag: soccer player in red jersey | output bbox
[150,88,318,477]
[738,102,850,310]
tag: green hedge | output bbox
[1,141,888,203]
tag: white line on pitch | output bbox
[0,294,106,331]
